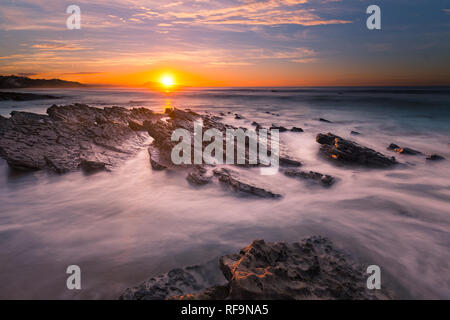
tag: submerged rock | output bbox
[0,104,158,172]
[387,143,422,155]
[187,166,213,185]
[291,127,304,132]
[213,168,281,199]
[283,169,335,187]
[270,124,288,132]
[319,118,333,123]
[316,133,397,168]
[426,154,445,161]
[350,131,361,135]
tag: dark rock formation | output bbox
[270,124,288,132]
[0,92,59,101]
[319,118,333,123]
[316,133,397,168]
[187,166,213,185]
[213,168,281,199]
[283,169,335,187]
[119,259,226,300]
[217,237,390,300]
[426,154,445,161]
[350,131,361,135]
[121,237,392,300]
[234,114,244,119]
[387,143,422,155]
[291,127,304,132]
[0,104,158,173]
[148,146,167,170]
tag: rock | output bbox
[78,159,108,174]
[0,104,158,173]
[213,168,281,199]
[158,237,393,300]
[350,131,361,135]
[251,121,260,127]
[283,169,335,187]
[319,118,333,123]
[218,237,391,300]
[387,143,422,155]
[316,133,397,168]
[234,114,244,119]
[279,154,302,167]
[119,259,226,300]
[270,124,288,132]
[0,92,59,101]
[187,166,213,185]
[148,146,167,170]
[291,127,304,132]
[426,154,445,161]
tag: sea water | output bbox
[0,87,449,299]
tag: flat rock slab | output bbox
[0,104,158,173]
[283,169,335,187]
[316,133,397,168]
[213,167,282,199]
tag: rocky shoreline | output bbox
[0,104,445,299]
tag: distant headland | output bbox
[0,75,85,89]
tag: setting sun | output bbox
[160,74,175,87]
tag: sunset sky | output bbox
[0,0,449,87]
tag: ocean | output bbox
[0,87,449,299]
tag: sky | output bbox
[0,0,449,87]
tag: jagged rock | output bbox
[316,133,397,168]
[218,237,391,300]
[283,169,335,187]
[0,104,158,172]
[119,259,225,300]
[387,143,422,155]
[426,154,445,161]
[319,118,333,123]
[291,127,304,132]
[213,168,281,199]
[135,237,393,300]
[234,114,244,119]
[251,121,260,127]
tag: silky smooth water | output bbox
[0,87,449,299]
